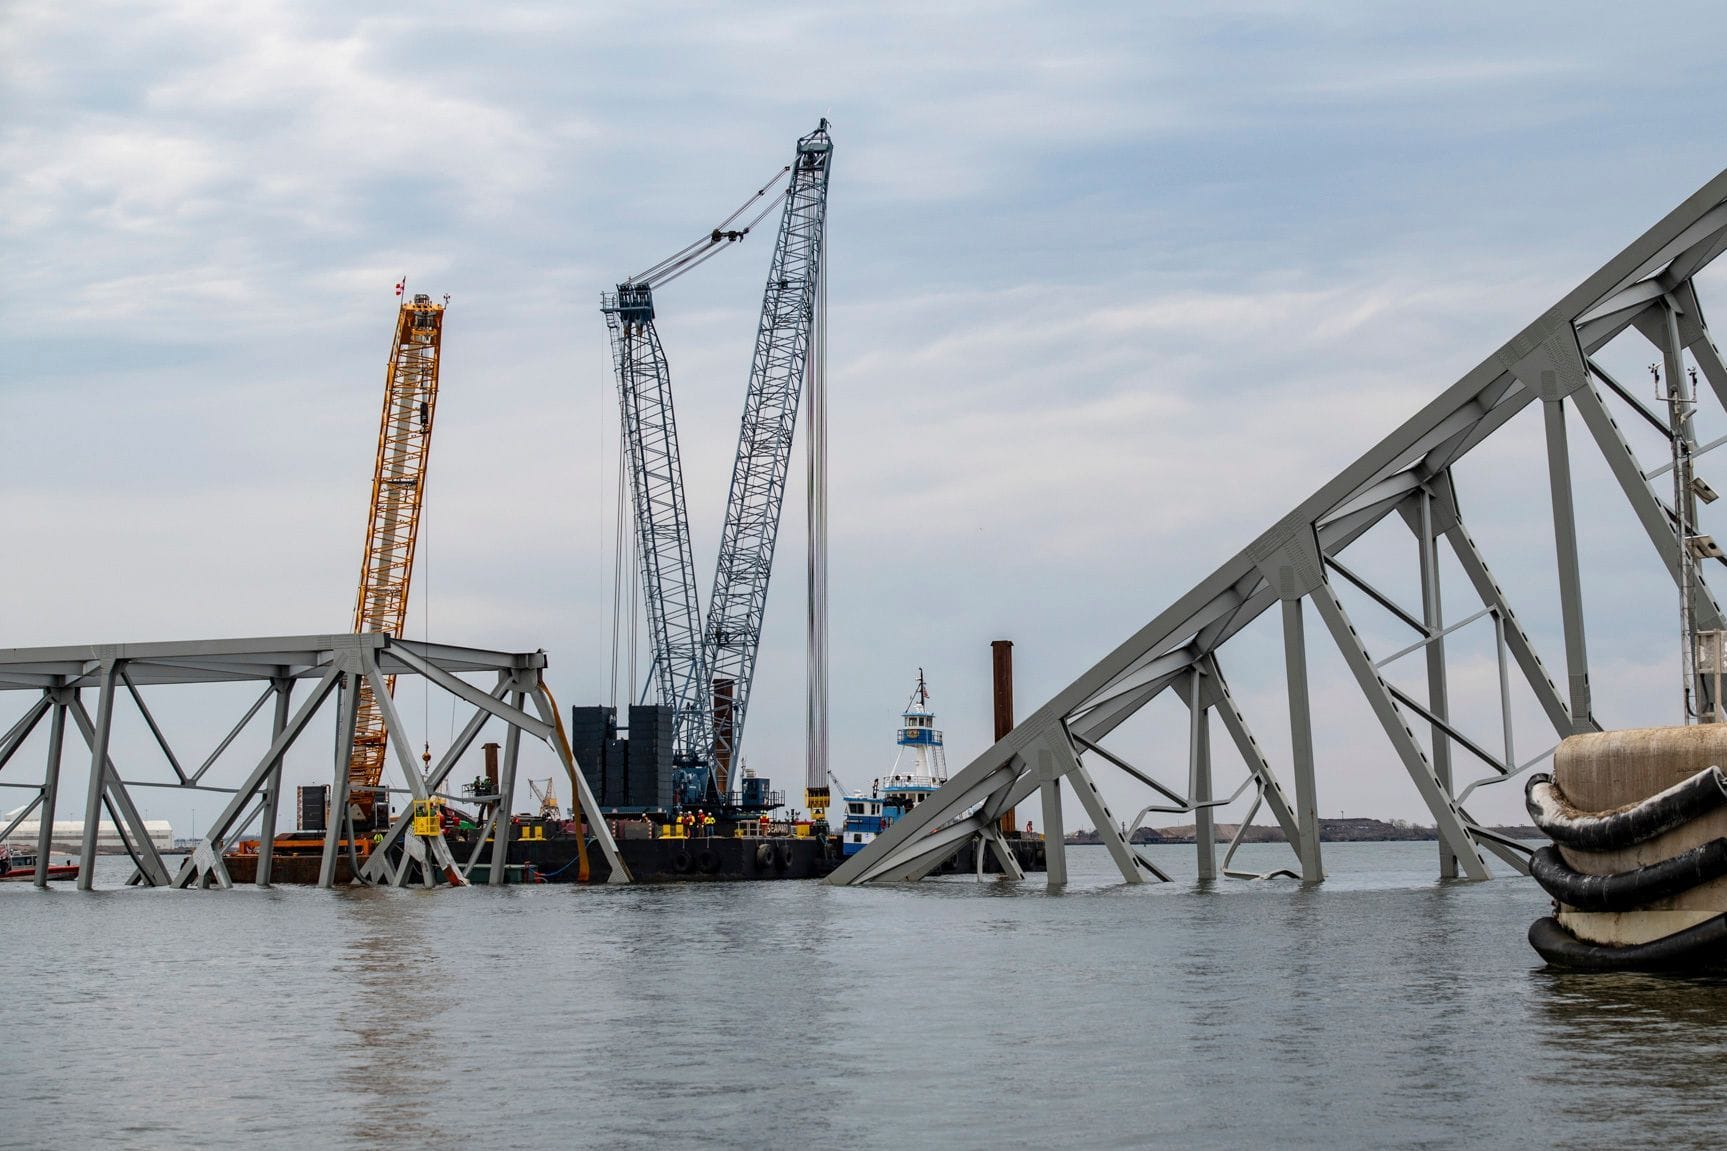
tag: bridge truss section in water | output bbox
[831,168,1727,888]
[0,633,628,889]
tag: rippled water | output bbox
[7,843,1727,1149]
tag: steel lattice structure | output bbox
[601,284,712,766]
[831,168,1727,888]
[0,634,629,889]
[348,295,446,821]
[600,120,833,795]
[704,120,833,790]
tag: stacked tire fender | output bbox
[1527,725,1727,971]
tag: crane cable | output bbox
[420,461,432,768]
[627,164,792,289]
[608,408,630,710]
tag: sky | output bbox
[6,0,1727,857]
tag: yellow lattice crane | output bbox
[348,290,446,826]
[528,777,562,820]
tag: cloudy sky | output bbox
[7,1,1727,852]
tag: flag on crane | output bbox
[394,277,407,297]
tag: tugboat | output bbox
[0,843,78,882]
[839,671,949,857]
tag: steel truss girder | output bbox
[831,168,1727,889]
[0,634,628,890]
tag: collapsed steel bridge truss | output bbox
[831,168,1727,888]
[0,634,628,889]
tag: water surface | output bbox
[7,843,1725,1149]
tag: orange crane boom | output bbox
[348,291,446,825]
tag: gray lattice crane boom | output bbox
[601,284,712,768]
[601,119,832,803]
[704,119,833,794]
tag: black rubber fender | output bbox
[774,843,791,870]
[671,851,693,874]
[1525,767,1727,851]
[696,849,721,875]
[1529,839,1727,911]
[1529,913,1727,971]
[755,842,776,870]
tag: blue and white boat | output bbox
[839,671,950,857]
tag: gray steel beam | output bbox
[0,696,51,774]
[118,667,189,784]
[1572,374,1725,633]
[1070,731,1188,808]
[361,674,516,883]
[191,682,278,785]
[61,696,172,887]
[1202,656,1304,860]
[1409,490,1457,878]
[489,692,524,886]
[254,676,293,887]
[1325,555,1427,636]
[76,663,119,890]
[984,826,1025,879]
[1308,577,1491,880]
[319,672,361,889]
[1078,647,1196,720]
[363,657,466,886]
[1186,670,1216,880]
[833,170,1727,888]
[387,642,555,742]
[1534,372,1594,726]
[834,756,1023,884]
[1039,745,1067,888]
[852,814,994,884]
[1280,598,1324,881]
[1428,477,1584,737]
[1068,671,1184,745]
[34,692,67,887]
[1047,733,1144,885]
[170,662,343,887]
[1678,284,1727,413]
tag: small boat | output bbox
[839,670,950,857]
[0,843,78,882]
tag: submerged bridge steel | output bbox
[831,168,1727,888]
[0,634,629,889]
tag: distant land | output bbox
[1065,817,1544,845]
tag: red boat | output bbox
[0,844,78,882]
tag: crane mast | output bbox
[704,120,833,794]
[347,292,445,825]
[600,285,713,770]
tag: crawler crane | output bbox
[347,290,447,828]
[599,119,833,822]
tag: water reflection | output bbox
[1525,969,1727,1146]
[333,888,453,1147]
